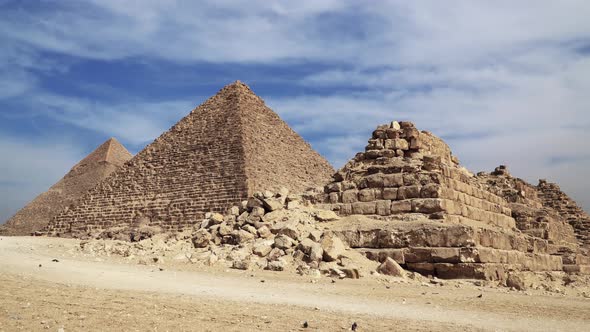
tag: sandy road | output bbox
[1,236,589,331]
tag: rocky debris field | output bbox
[68,189,590,297]
[2,236,590,332]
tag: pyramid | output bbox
[44,81,334,236]
[2,138,132,235]
[314,121,589,279]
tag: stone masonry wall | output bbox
[315,121,514,229]
[537,180,590,251]
[45,82,334,237]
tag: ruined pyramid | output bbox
[2,138,132,235]
[44,81,334,236]
[314,121,589,279]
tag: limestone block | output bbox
[431,248,460,263]
[405,248,432,263]
[352,202,377,215]
[340,203,353,215]
[403,127,420,139]
[382,149,396,158]
[390,200,412,214]
[375,200,392,216]
[420,184,442,198]
[377,257,406,277]
[434,263,506,281]
[321,233,346,262]
[385,128,400,139]
[406,262,435,276]
[382,174,404,187]
[411,198,446,214]
[361,248,405,264]
[328,192,340,204]
[397,186,421,199]
[358,189,376,202]
[364,174,385,188]
[365,150,383,159]
[382,188,398,200]
[402,174,419,186]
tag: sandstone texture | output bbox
[310,121,590,281]
[43,81,333,237]
[1,138,132,235]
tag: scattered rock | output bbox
[314,210,339,222]
[377,257,405,277]
[320,233,345,262]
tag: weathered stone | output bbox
[383,174,404,187]
[257,225,272,238]
[277,225,300,240]
[382,188,398,200]
[210,213,224,224]
[298,238,324,262]
[192,229,212,248]
[397,186,421,199]
[358,189,376,202]
[342,190,359,203]
[274,234,295,249]
[267,259,286,271]
[321,233,346,262]
[315,210,339,222]
[309,230,323,242]
[377,257,405,277]
[263,198,284,212]
[390,200,412,214]
[352,202,376,215]
[253,241,273,257]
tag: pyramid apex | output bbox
[222,80,254,94]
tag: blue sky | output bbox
[1,0,590,222]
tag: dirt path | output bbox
[1,236,589,331]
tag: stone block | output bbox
[420,184,441,198]
[365,174,384,188]
[352,202,376,215]
[382,174,404,187]
[431,248,460,263]
[411,198,446,214]
[397,186,421,199]
[382,188,398,200]
[390,200,412,214]
[406,262,435,276]
[361,248,405,264]
[341,190,359,203]
[375,200,392,216]
[405,248,432,263]
[328,192,340,204]
[358,189,376,202]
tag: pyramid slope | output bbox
[2,138,133,235]
[235,82,334,194]
[45,81,334,236]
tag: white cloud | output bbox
[29,94,196,145]
[0,1,589,211]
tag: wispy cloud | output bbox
[0,0,589,221]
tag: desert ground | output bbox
[0,236,589,332]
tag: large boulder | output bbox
[321,233,346,262]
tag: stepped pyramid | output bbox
[45,81,334,236]
[2,138,132,235]
[314,121,589,280]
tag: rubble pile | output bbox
[81,188,383,279]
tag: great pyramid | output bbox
[2,138,132,235]
[44,81,334,236]
[313,121,589,279]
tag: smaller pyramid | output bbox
[2,138,133,235]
